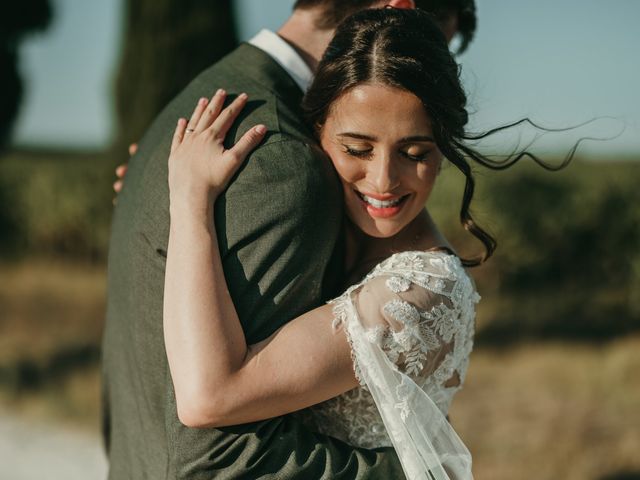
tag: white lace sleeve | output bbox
[331,252,478,480]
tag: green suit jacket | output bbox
[102,43,403,479]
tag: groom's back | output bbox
[102,44,346,479]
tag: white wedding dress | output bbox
[298,251,480,479]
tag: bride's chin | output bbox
[357,221,402,239]
[346,210,407,239]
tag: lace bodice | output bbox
[297,251,480,450]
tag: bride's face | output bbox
[320,83,442,238]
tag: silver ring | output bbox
[185,128,195,133]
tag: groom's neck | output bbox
[277,8,336,73]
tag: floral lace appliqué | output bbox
[302,251,479,449]
[386,276,412,293]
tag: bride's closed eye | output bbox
[343,145,373,158]
[339,142,435,164]
[400,145,433,163]
[400,149,432,163]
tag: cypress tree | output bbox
[0,0,52,149]
[113,0,237,153]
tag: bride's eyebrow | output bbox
[337,132,376,141]
[336,133,436,143]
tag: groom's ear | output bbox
[386,0,416,10]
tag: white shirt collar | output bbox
[248,29,314,93]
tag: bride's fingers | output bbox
[226,125,267,166]
[186,97,209,133]
[171,118,188,153]
[115,164,128,179]
[195,89,226,133]
[210,93,248,141]
[128,143,138,157]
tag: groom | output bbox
[102,1,476,479]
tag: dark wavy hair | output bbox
[303,8,573,267]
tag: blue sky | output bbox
[10,0,640,156]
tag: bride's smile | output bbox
[320,83,443,238]
[353,190,410,218]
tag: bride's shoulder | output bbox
[330,249,479,383]
[374,250,463,276]
[333,250,480,315]
[374,250,479,302]
[370,250,474,290]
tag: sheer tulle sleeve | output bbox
[330,252,479,479]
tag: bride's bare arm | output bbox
[164,91,357,429]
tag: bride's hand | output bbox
[112,143,137,205]
[168,89,266,209]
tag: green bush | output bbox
[0,150,115,261]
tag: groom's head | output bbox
[292,0,476,51]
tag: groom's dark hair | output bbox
[418,0,476,53]
[293,0,377,29]
[293,0,476,53]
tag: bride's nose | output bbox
[366,152,400,193]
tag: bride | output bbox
[147,8,549,480]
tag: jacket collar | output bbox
[248,29,313,93]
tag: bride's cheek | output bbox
[334,158,361,183]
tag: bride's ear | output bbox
[385,0,416,10]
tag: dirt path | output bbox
[0,414,107,480]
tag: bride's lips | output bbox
[354,190,410,219]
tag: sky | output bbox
[10,0,640,157]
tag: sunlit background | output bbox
[11,0,640,154]
[1,1,639,479]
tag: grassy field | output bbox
[453,338,640,480]
[1,261,639,479]
[0,261,104,426]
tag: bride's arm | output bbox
[165,91,357,429]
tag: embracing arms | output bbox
[164,91,357,428]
